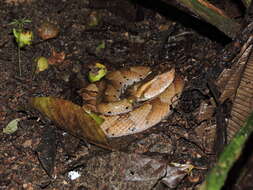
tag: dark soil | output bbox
[0,0,251,189]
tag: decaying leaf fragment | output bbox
[196,102,215,122]
[193,121,217,154]
[75,151,193,189]
[36,127,56,177]
[47,49,65,65]
[161,162,194,188]
[216,37,253,142]
[30,97,108,148]
[3,118,21,134]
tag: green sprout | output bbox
[88,63,107,82]
[13,29,33,48]
[35,56,49,73]
[10,18,31,30]
[10,18,33,76]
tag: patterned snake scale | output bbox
[79,66,184,137]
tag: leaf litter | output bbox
[2,0,253,189]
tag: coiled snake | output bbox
[79,66,184,137]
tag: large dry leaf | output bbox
[217,42,253,103]
[31,97,109,147]
[226,50,253,141]
[216,38,253,142]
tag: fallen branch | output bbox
[164,0,241,38]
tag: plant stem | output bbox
[18,46,21,76]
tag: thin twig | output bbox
[18,46,21,76]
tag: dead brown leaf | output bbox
[48,49,66,65]
[30,97,109,148]
[216,37,253,142]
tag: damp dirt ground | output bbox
[0,0,252,189]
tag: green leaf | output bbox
[36,56,49,73]
[88,63,107,82]
[3,118,21,134]
[13,28,20,40]
[13,28,33,48]
[10,18,31,26]
[95,41,105,53]
[19,31,33,47]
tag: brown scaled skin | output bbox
[80,66,151,115]
[96,99,133,116]
[81,66,184,137]
[101,75,184,137]
[97,66,151,115]
[98,67,176,117]
[131,68,175,101]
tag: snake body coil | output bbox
[80,66,184,137]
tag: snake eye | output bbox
[125,106,129,110]
[107,111,112,114]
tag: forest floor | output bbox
[0,0,249,189]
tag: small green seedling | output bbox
[88,63,107,82]
[95,41,105,53]
[13,29,33,48]
[35,56,49,73]
[10,18,33,76]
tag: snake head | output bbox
[132,68,175,102]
